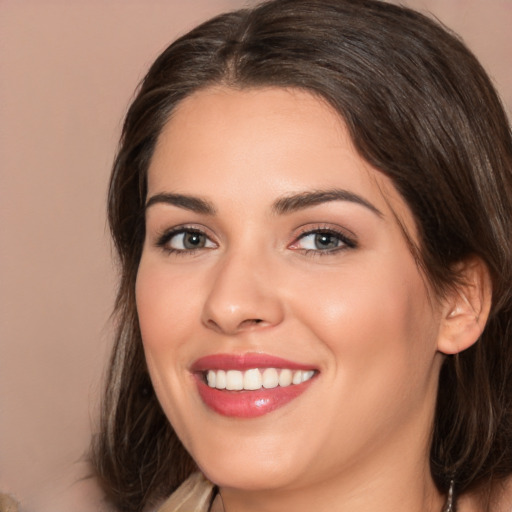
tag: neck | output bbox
[219,470,444,512]
[219,464,445,512]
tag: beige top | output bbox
[157,473,224,512]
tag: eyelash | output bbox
[155,226,216,256]
[154,225,357,257]
[291,226,357,256]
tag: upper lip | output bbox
[190,353,318,372]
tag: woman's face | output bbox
[136,87,445,493]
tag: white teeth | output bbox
[206,368,315,390]
[302,370,315,382]
[279,369,293,387]
[226,370,244,390]
[262,368,279,389]
[216,370,226,389]
[243,368,262,390]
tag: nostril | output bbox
[206,319,222,333]
[203,317,265,334]
[239,318,264,329]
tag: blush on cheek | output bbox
[136,264,178,343]
[312,266,429,366]
[135,262,204,393]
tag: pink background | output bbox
[0,1,510,511]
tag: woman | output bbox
[91,0,512,511]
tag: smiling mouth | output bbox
[204,368,316,391]
[191,354,318,418]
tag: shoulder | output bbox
[0,493,19,512]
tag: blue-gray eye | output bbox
[297,232,344,251]
[168,230,215,250]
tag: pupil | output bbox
[184,232,205,249]
[315,233,337,249]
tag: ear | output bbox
[437,257,492,355]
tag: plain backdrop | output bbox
[0,1,510,511]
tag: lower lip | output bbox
[195,376,315,418]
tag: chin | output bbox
[185,426,309,491]
[200,459,298,492]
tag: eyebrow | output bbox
[271,189,383,217]
[145,188,382,218]
[145,193,216,215]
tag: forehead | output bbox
[148,86,416,231]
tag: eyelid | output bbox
[150,222,356,256]
[289,224,358,253]
[154,224,217,253]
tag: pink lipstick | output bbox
[191,353,317,418]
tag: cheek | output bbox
[287,254,438,386]
[135,257,200,410]
[136,258,198,355]
[135,257,204,436]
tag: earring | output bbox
[442,480,455,512]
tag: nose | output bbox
[201,251,285,335]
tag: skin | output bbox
[136,86,482,512]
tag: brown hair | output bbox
[91,1,512,510]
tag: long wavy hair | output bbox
[91,1,512,510]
